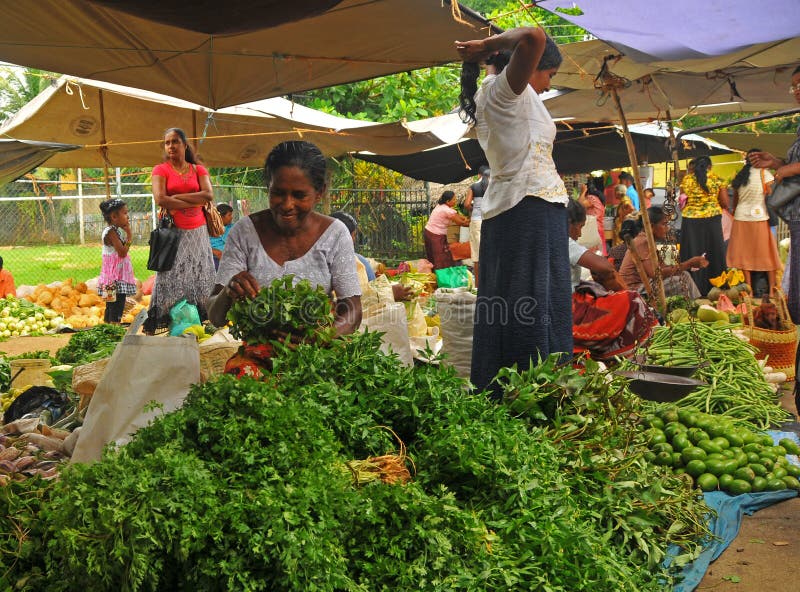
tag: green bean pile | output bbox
[644,323,792,429]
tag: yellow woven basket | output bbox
[745,291,798,380]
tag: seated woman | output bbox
[206,141,362,373]
[619,206,707,299]
[567,199,617,291]
[568,200,657,360]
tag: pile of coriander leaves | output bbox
[0,335,710,591]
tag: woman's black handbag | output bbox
[147,211,181,271]
[767,175,800,223]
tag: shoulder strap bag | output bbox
[194,165,225,237]
[147,210,181,272]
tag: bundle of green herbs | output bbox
[53,324,127,366]
[0,333,710,591]
[226,275,335,345]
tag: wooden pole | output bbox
[98,90,112,200]
[610,87,667,313]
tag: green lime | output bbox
[751,476,767,492]
[677,408,698,426]
[760,434,775,447]
[760,457,775,470]
[664,422,685,440]
[687,428,710,444]
[782,476,800,490]
[766,478,787,491]
[672,452,684,468]
[672,433,691,452]
[778,438,800,456]
[698,440,723,455]
[727,479,752,495]
[646,429,667,445]
[772,466,788,480]
[786,464,800,478]
[644,451,657,463]
[746,452,760,464]
[720,449,736,459]
[711,436,730,450]
[743,443,763,454]
[653,442,674,455]
[697,473,719,492]
[685,459,706,478]
[682,447,708,464]
[659,407,680,424]
[655,451,674,466]
[725,432,744,448]
[718,473,735,490]
[704,459,727,477]
[749,463,768,477]
[648,416,665,430]
[734,467,755,482]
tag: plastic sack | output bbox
[71,334,200,463]
[405,301,429,338]
[435,265,470,289]
[359,303,413,366]
[435,288,476,379]
[169,299,201,336]
[362,274,396,316]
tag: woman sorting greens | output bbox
[206,141,361,377]
[457,26,569,395]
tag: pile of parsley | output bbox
[0,327,709,592]
[54,324,127,366]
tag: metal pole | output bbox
[77,168,85,245]
[675,107,800,140]
[115,167,122,197]
[611,87,667,313]
[98,89,112,200]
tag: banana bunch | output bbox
[1,384,32,411]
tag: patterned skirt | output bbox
[144,225,216,334]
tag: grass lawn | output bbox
[0,244,153,287]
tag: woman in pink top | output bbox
[424,190,470,270]
[144,127,216,334]
[578,180,607,256]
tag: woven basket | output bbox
[745,291,798,380]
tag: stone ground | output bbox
[1,335,798,591]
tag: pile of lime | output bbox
[643,406,800,495]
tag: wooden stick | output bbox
[610,87,666,313]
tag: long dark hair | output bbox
[693,156,712,193]
[164,127,198,164]
[458,36,560,125]
[264,140,327,192]
[732,148,761,190]
[567,198,586,225]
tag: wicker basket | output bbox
[745,291,798,380]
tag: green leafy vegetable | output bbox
[54,324,126,365]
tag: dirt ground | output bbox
[0,334,72,357]
[1,335,798,590]
[697,387,800,592]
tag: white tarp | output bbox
[0,77,459,168]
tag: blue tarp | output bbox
[667,430,800,592]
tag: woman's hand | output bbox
[226,271,259,300]
[455,38,491,63]
[688,255,709,270]
[748,151,783,170]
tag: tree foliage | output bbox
[0,67,56,123]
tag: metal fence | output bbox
[0,175,430,281]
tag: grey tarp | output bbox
[357,122,733,184]
[0,0,493,109]
[0,140,79,185]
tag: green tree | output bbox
[0,66,56,123]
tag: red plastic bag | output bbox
[142,274,156,295]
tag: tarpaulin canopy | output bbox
[533,0,800,122]
[538,0,798,63]
[0,140,80,185]
[0,0,493,109]
[0,77,459,168]
[357,122,733,184]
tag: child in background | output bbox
[98,198,136,323]
[0,256,16,297]
[210,203,234,270]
